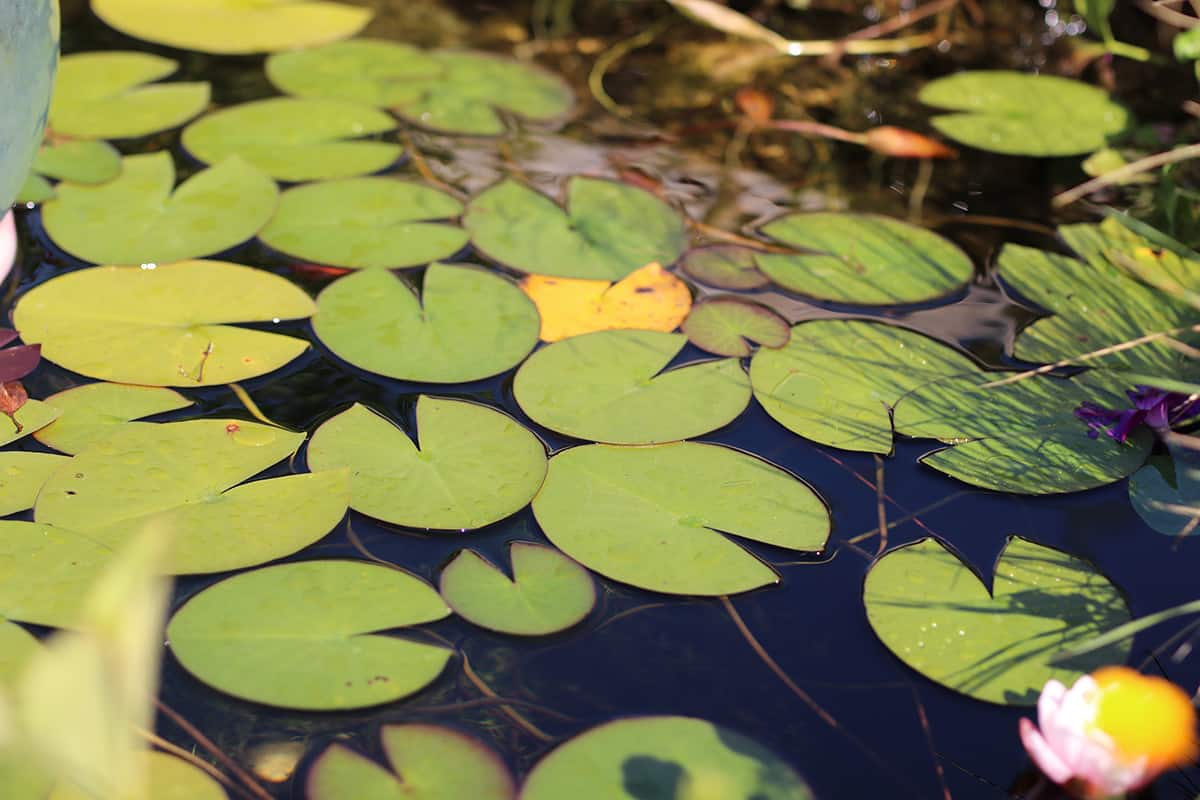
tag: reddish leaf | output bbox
[0,330,19,349]
[0,344,41,383]
[735,87,774,126]
[0,381,29,433]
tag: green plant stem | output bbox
[1052,598,1200,661]
[1053,143,1200,207]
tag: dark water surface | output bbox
[13,2,1200,798]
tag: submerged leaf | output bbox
[1129,436,1200,537]
[864,537,1131,705]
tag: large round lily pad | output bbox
[754,213,973,305]
[464,178,688,280]
[167,560,453,710]
[864,537,1132,705]
[14,259,315,387]
[34,383,192,455]
[313,263,540,383]
[260,179,467,269]
[531,442,829,596]
[49,52,209,140]
[918,71,1131,157]
[91,0,373,55]
[33,419,348,574]
[307,724,515,800]
[307,399,546,530]
[521,716,813,800]
[514,330,750,444]
[181,98,401,182]
[266,40,573,136]
[0,452,69,516]
[439,543,595,636]
[41,153,279,266]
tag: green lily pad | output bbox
[181,98,401,182]
[514,330,750,444]
[34,383,192,455]
[0,620,40,686]
[682,297,789,357]
[16,173,56,206]
[0,452,69,516]
[42,153,278,266]
[463,178,688,280]
[313,263,540,383]
[14,259,315,387]
[0,402,62,448]
[33,419,347,574]
[307,724,515,800]
[864,537,1132,705]
[49,751,228,800]
[751,319,1152,493]
[531,442,829,596]
[260,179,467,269]
[307,399,546,530]
[521,716,813,800]
[439,543,594,636]
[266,40,573,136]
[17,140,122,205]
[753,213,973,305]
[167,560,453,710]
[91,0,373,55]
[49,52,209,140]
[919,71,1132,156]
[1129,437,1200,537]
[679,245,770,290]
[999,220,1200,380]
[0,521,118,628]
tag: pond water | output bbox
[7,1,1200,799]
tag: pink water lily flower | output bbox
[1020,667,1198,799]
[0,211,15,285]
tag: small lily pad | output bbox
[919,71,1132,157]
[307,724,515,800]
[49,52,210,140]
[680,245,769,290]
[34,383,192,455]
[307,399,546,530]
[181,98,402,182]
[532,442,829,595]
[439,543,595,636]
[521,263,692,342]
[167,560,453,710]
[464,178,688,280]
[313,263,540,383]
[267,40,573,136]
[1130,437,1200,537]
[260,179,467,269]
[864,537,1131,705]
[14,259,315,387]
[515,330,750,444]
[0,402,62,448]
[682,297,789,357]
[42,153,279,266]
[0,452,69,516]
[521,716,813,800]
[753,213,973,305]
[17,140,122,205]
[91,0,373,55]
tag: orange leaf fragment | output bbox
[521,262,693,342]
[0,381,29,433]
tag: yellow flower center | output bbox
[1091,666,1199,772]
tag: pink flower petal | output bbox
[0,211,15,287]
[1020,717,1076,785]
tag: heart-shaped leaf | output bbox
[682,297,789,357]
[864,537,1132,705]
[313,263,540,383]
[753,213,973,305]
[167,560,453,710]
[0,452,69,516]
[260,179,467,269]
[520,263,692,342]
[34,383,192,455]
[514,330,750,444]
[1129,436,1200,537]
[680,245,769,290]
[532,442,829,595]
[14,260,315,387]
[34,419,347,574]
[181,98,401,182]
[267,40,573,136]
[919,71,1131,156]
[42,153,279,266]
[307,724,515,800]
[91,0,373,55]
[464,178,687,280]
[439,543,595,636]
[49,52,209,139]
[307,399,546,530]
[521,716,813,800]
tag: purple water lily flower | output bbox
[1076,386,1200,442]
